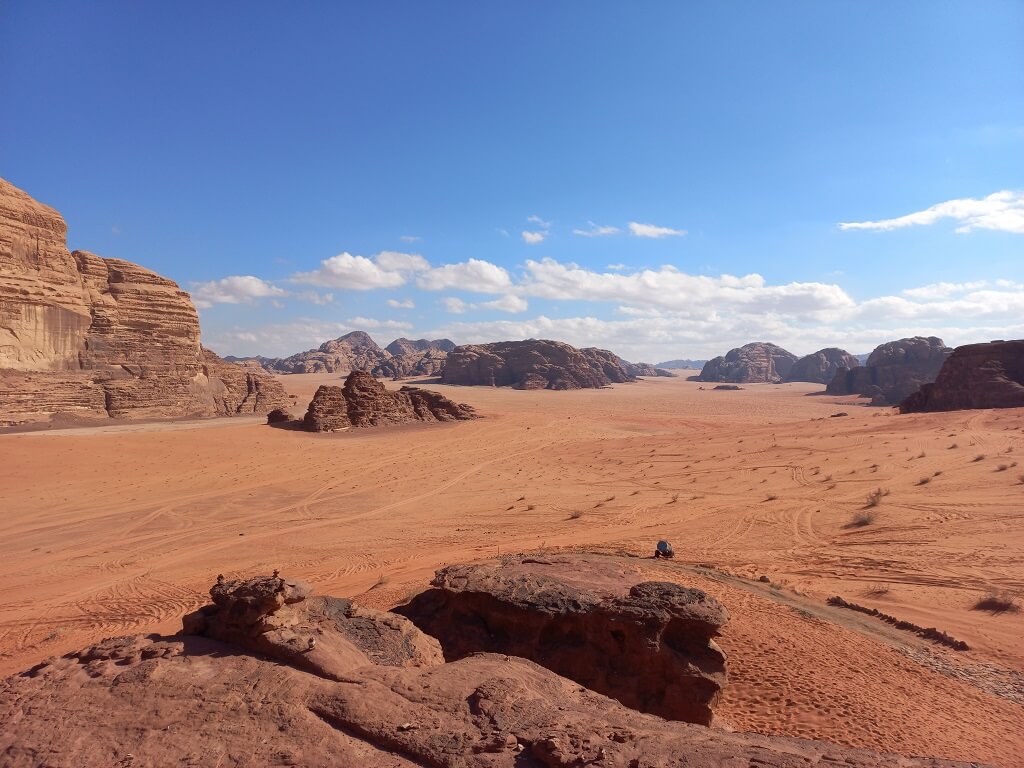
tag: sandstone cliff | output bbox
[696,342,798,383]
[440,339,636,389]
[0,178,288,424]
[303,370,477,431]
[786,347,860,384]
[826,336,952,406]
[900,339,1024,413]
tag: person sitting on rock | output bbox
[654,540,674,559]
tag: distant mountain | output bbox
[854,353,870,365]
[229,332,456,377]
[655,359,708,369]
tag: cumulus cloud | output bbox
[387,298,415,309]
[628,221,687,238]
[573,222,620,237]
[527,215,552,228]
[190,276,287,309]
[441,297,468,314]
[522,230,547,245]
[417,258,513,293]
[839,190,1024,234]
[290,251,426,290]
[479,294,528,313]
[346,316,414,331]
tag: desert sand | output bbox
[1,373,1022,764]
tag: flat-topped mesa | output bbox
[0,177,289,424]
[696,342,798,383]
[786,347,860,384]
[303,370,477,431]
[827,336,952,406]
[900,339,1024,413]
[440,339,636,389]
[396,555,729,725]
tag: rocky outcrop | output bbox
[2,571,975,768]
[826,336,953,405]
[254,331,389,374]
[786,348,860,384]
[0,177,288,424]
[622,360,677,378]
[397,555,728,725]
[695,342,798,383]
[385,337,455,357]
[303,371,477,431]
[900,339,1024,413]
[440,339,636,389]
[371,348,449,379]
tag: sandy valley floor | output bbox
[1,373,1022,764]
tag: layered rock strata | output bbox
[397,555,729,725]
[0,177,288,424]
[900,339,1024,413]
[695,343,798,383]
[440,339,636,389]
[303,370,477,431]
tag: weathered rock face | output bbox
[440,339,636,389]
[786,347,860,384]
[303,370,477,431]
[396,555,729,725]
[656,358,708,370]
[257,331,389,374]
[0,177,288,424]
[2,572,976,768]
[622,360,677,378]
[696,342,798,383]
[385,337,456,357]
[826,336,953,405]
[371,348,449,379]
[900,340,1024,413]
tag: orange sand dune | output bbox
[1,373,1022,764]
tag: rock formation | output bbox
[303,370,477,431]
[785,347,860,384]
[1,570,976,767]
[243,334,457,377]
[900,339,1024,413]
[826,336,953,406]
[622,360,677,378]
[385,337,456,357]
[396,555,728,725]
[656,358,709,370]
[440,339,636,389]
[695,343,798,383]
[0,177,288,425]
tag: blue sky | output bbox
[2,2,1022,362]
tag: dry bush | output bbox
[948,443,958,449]
[916,476,931,486]
[568,509,583,520]
[765,494,778,501]
[865,487,889,507]
[973,454,986,462]
[851,508,877,527]
[863,583,891,596]
[669,493,679,503]
[996,463,1009,472]
[973,591,1021,614]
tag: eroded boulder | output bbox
[396,555,729,725]
[900,339,1024,413]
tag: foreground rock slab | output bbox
[397,555,729,725]
[1,571,977,768]
[303,370,478,431]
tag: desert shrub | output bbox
[996,463,1009,472]
[865,487,889,507]
[973,454,986,462]
[973,591,1021,614]
[863,583,891,596]
[568,509,583,520]
[851,508,877,527]
[916,476,931,485]
[765,494,778,501]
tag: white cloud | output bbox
[901,281,989,300]
[190,275,287,309]
[417,258,513,293]
[607,263,627,271]
[839,190,1024,234]
[374,250,430,271]
[479,294,528,313]
[629,221,687,238]
[290,253,403,290]
[527,214,552,228]
[522,230,547,245]
[387,298,415,309]
[346,316,414,331]
[400,235,421,243]
[441,297,468,314]
[573,222,620,237]
[293,290,334,305]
